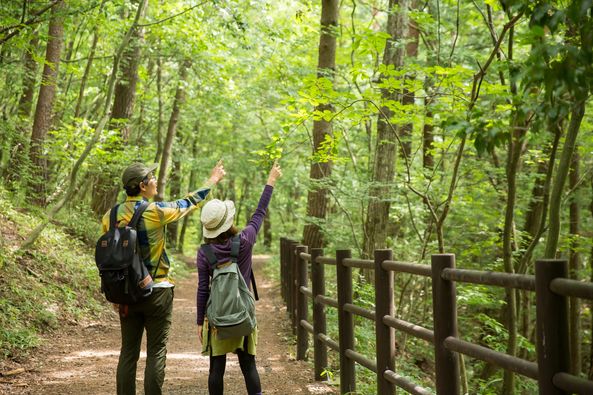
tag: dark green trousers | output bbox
[116,287,173,395]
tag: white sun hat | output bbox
[201,199,236,238]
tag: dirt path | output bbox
[1,256,335,394]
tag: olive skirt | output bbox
[201,318,258,357]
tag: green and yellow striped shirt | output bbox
[101,187,211,285]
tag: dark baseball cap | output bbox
[122,162,158,187]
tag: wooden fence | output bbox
[279,237,593,395]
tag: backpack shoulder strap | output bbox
[109,204,120,230]
[128,201,149,229]
[201,244,218,268]
[230,235,240,262]
[251,270,259,301]
[229,235,259,301]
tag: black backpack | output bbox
[95,201,153,304]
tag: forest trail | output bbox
[1,256,335,394]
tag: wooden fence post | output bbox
[536,259,569,395]
[296,245,309,360]
[375,249,395,394]
[337,249,355,394]
[431,254,460,395]
[289,240,299,335]
[284,238,291,314]
[280,237,286,304]
[311,247,328,381]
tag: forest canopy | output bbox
[1,0,592,393]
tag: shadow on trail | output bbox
[0,255,335,395]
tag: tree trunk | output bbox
[18,31,39,118]
[501,25,527,394]
[521,160,548,250]
[501,125,525,395]
[154,50,164,164]
[569,149,581,375]
[422,0,438,171]
[20,0,148,249]
[263,209,272,249]
[517,159,547,358]
[166,150,182,250]
[155,59,191,202]
[422,106,434,169]
[362,0,403,259]
[517,125,561,275]
[302,0,339,249]
[28,0,65,205]
[4,27,39,183]
[399,1,419,159]
[589,174,593,380]
[178,138,199,253]
[109,9,145,141]
[544,100,585,258]
[74,0,106,119]
[90,0,148,215]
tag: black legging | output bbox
[208,348,261,395]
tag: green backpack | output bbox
[202,235,258,340]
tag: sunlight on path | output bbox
[1,255,336,394]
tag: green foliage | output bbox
[0,1,592,392]
[0,187,108,359]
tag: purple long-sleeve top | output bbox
[196,184,273,325]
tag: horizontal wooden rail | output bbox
[344,349,376,372]
[342,257,374,269]
[442,268,535,291]
[282,240,593,394]
[301,320,314,334]
[382,260,432,277]
[315,295,338,309]
[444,336,538,380]
[383,316,434,343]
[300,286,312,298]
[315,256,336,265]
[318,333,339,352]
[383,370,433,395]
[343,303,375,320]
[550,278,593,300]
[553,372,593,394]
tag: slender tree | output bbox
[28,0,65,205]
[166,144,182,249]
[74,0,107,119]
[155,59,191,202]
[17,31,39,118]
[544,102,585,258]
[362,0,403,259]
[21,0,148,249]
[178,138,199,253]
[589,173,593,380]
[153,46,165,164]
[90,0,149,215]
[302,0,339,249]
[3,24,39,184]
[399,0,419,159]
[569,150,581,375]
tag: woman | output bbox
[197,161,282,395]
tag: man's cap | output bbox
[122,162,158,188]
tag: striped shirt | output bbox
[101,187,211,285]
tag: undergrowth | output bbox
[0,188,194,361]
[0,190,109,360]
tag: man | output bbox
[101,160,225,395]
